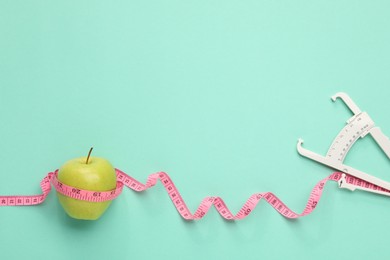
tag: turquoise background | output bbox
[1,1,390,259]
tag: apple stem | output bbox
[86,147,93,164]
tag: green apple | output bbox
[56,149,117,220]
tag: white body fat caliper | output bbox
[297,92,390,196]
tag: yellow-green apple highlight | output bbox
[57,148,117,220]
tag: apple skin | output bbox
[57,156,117,220]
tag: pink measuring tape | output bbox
[0,169,388,220]
[2,92,390,220]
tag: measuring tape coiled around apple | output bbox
[0,169,387,220]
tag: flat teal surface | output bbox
[1,1,390,259]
